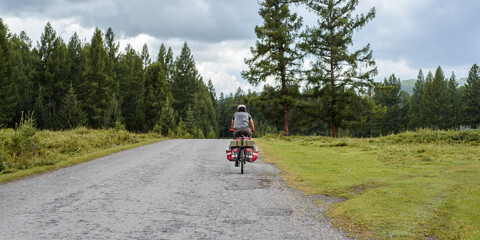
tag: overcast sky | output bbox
[1,0,479,95]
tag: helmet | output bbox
[237,104,246,112]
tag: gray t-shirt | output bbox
[232,112,252,129]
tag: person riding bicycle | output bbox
[231,104,255,138]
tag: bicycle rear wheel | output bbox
[240,148,244,174]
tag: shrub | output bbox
[381,129,480,144]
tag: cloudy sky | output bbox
[1,0,479,95]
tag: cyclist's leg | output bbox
[233,129,240,138]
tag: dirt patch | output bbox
[310,195,347,205]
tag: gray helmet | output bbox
[237,104,246,112]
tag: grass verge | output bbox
[0,127,166,184]
[256,130,480,239]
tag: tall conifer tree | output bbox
[105,27,120,63]
[56,86,86,129]
[36,22,69,128]
[462,64,480,127]
[118,44,144,131]
[80,28,113,128]
[447,72,459,128]
[104,27,121,125]
[423,67,450,129]
[141,43,151,69]
[408,70,425,129]
[143,61,168,131]
[160,97,176,136]
[10,31,36,123]
[299,0,377,137]
[67,33,84,92]
[157,44,174,84]
[242,0,303,136]
[370,74,404,135]
[171,42,200,118]
[0,19,17,127]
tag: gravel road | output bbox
[0,139,350,239]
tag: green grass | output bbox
[0,127,166,183]
[257,130,480,239]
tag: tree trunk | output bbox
[330,52,337,138]
[281,64,290,136]
[328,14,337,138]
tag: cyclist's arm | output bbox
[249,119,255,132]
[231,119,234,129]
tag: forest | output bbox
[1,0,480,139]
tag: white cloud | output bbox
[4,16,95,44]
[375,59,419,81]
[375,58,471,82]
[194,40,258,95]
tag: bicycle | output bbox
[227,129,258,174]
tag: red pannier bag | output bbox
[245,147,259,162]
[226,147,239,161]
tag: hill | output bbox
[400,78,467,95]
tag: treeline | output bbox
[216,63,480,138]
[362,65,480,136]
[0,19,217,138]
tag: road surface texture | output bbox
[0,139,350,239]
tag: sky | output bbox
[1,0,479,95]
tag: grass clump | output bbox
[257,130,480,239]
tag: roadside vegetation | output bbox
[257,129,480,239]
[0,114,165,183]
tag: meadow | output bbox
[257,130,480,239]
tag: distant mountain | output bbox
[400,78,467,95]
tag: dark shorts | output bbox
[234,128,252,138]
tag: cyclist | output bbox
[231,104,255,138]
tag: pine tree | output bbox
[34,87,48,129]
[242,0,303,136]
[299,0,377,137]
[160,97,176,136]
[10,31,36,125]
[105,27,120,63]
[141,43,151,69]
[184,105,195,135]
[67,32,84,92]
[249,85,284,130]
[175,119,189,138]
[104,27,121,120]
[103,93,123,128]
[408,70,426,129]
[447,72,459,128]
[80,27,113,128]
[423,67,450,129]
[117,44,144,131]
[370,74,404,135]
[36,22,69,128]
[207,126,216,139]
[56,86,87,129]
[171,42,201,118]
[207,79,216,104]
[143,61,168,131]
[462,64,480,128]
[0,18,17,127]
